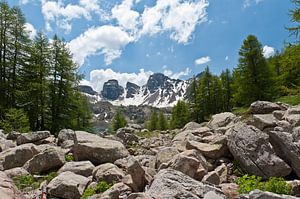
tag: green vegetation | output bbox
[112,110,127,131]
[135,130,160,139]
[145,111,168,131]
[170,100,190,129]
[13,172,57,190]
[0,2,92,135]
[275,95,300,106]
[236,175,292,195]
[65,153,74,162]
[81,181,112,199]
[0,108,29,133]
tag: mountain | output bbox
[80,73,191,108]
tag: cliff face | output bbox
[101,79,124,101]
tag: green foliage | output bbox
[276,95,300,105]
[135,130,160,138]
[287,0,300,39]
[13,172,57,190]
[158,111,168,130]
[81,181,112,199]
[145,111,168,131]
[170,100,190,129]
[112,110,127,131]
[236,175,292,195]
[65,153,74,162]
[148,111,158,131]
[0,108,30,133]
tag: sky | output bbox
[8,0,296,92]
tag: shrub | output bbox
[13,172,57,190]
[65,153,74,162]
[0,108,30,133]
[236,175,292,195]
[81,181,112,199]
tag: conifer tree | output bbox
[112,110,127,131]
[148,111,158,131]
[158,111,168,130]
[170,100,189,129]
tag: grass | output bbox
[275,95,300,106]
[65,153,74,162]
[13,172,57,190]
[134,130,160,139]
[81,181,112,199]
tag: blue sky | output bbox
[8,0,295,91]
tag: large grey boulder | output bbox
[57,129,75,146]
[23,146,65,174]
[0,138,16,152]
[284,106,300,127]
[72,131,129,165]
[4,167,29,179]
[186,141,228,159]
[115,128,139,145]
[269,131,300,178]
[92,163,125,183]
[227,123,291,179]
[0,171,24,199]
[207,112,237,129]
[251,114,278,131]
[250,101,284,114]
[6,131,21,140]
[58,161,94,177]
[182,122,203,131]
[154,147,179,169]
[16,131,50,145]
[248,189,298,199]
[47,171,90,199]
[146,169,226,199]
[0,143,38,170]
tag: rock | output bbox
[155,147,179,169]
[227,123,291,179]
[273,110,286,120]
[115,156,146,191]
[0,138,16,152]
[165,153,201,180]
[101,79,124,100]
[207,112,237,129]
[181,149,212,171]
[284,115,300,127]
[127,193,153,199]
[4,167,29,179]
[116,128,139,145]
[92,163,125,184]
[72,131,129,165]
[186,141,228,159]
[219,183,239,199]
[16,131,50,145]
[47,171,90,199]
[250,101,284,114]
[182,122,203,131]
[58,161,95,177]
[287,180,300,197]
[215,163,228,183]
[6,131,21,140]
[0,143,38,170]
[57,129,75,146]
[90,187,120,199]
[0,171,24,199]
[269,131,300,178]
[146,169,226,199]
[127,123,142,131]
[276,121,293,133]
[248,189,298,199]
[23,147,65,174]
[202,171,220,185]
[251,114,278,131]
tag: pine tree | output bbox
[170,100,189,129]
[158,111,168,130]
[112,110,127,131]
[220,69,233,111]
[232,35,274,106]
[149,111,158,131]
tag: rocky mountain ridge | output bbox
[80,73,190,108]
[0,100,300,198]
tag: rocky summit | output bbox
[0,101,300,198]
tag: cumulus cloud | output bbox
[263,45,275,58]
[225,56,229,61]
[195,56,211,65]
[24,23,37,39]
[243,0,264,8]
[82,68,153,92]
[41,0,103,33]
[68,25,134,66]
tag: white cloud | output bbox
[141,0,209,43]
[24,23,37,39]
[243,0,264,8]
[263,45,275,58]
[225,56,229,61]
[195,56,211,65]
[68,25,134,66]
[41,0,103,33]
[163,67,191,79]
[82,68,153,92]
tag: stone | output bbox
[215,164,228,183]
[269,131,300,178]
[101,79,124,100]
[155,147,179,169]
[58,161,95,177]
[92,163,125,184]
[227,123,291,179]
[16,131,50,145]
[248,189,298,199]
[207,112,237,129]
[47,171,90,199]
[273,110,286,120]
[180,149,212,171]
[182,122,203,131]
[287,180,300,197]
[250,101,284,114]
[116,128,139,145]
[23,147,65,174]
[219,183,239,199]
[0,143,38,170]
[0,171,24,199]
[127,193,153,199]
[6,131,21,140]
[4,167,29,179]
[186,141,228,159]
[146,169,226,199]
[125,156,146,192]
[90,187,120,199]
[0,138,16,152]
[251,114,277,130]
[72,131,129,165]
[202,171,220,185]
[57,129,75,146]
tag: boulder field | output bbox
[0,101,300,198]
